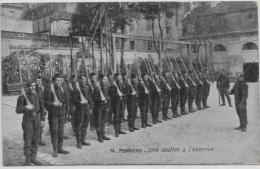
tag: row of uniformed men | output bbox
[16,70,210,165]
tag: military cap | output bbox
[52,73,63,81]
[89,72,96,78]
[130,73,136,79]
[114,73,120,78]
[98,74,105,80]
[26,79,35,87]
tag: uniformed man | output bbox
[202,70,210,109]
[121,73,128,122]
[35,75,47,146]
[109,73,127,137]
[161,73,172,120]
[16,80,45,165]
[138,73,152,128]
[72,75,92,148]
[179,72,189,115]
[171,72,181,118]
[217,69,232,107]
[125,73,139,132]
[149,74,162,124]
[187,71,197,113]
[46,74,69,157]
[195,72,203,110]
[92,74,111,142]
[106,74,114,124]
[68,74,77,135]
[229,73,248,132]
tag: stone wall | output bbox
[210,34,258,76]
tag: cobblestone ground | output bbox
[1,82,260,165]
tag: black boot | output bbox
[118,123,126,134]
[102,130,111,140]
[133,120,139,130]
[97,131,103,143]
[31,158,42,165]
[23,156,31,166]
[114,124,119,137]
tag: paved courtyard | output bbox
[1,82,260,165]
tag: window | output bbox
[147,41,153,51]
[166,25,171,35]
[43,19,47,30]
[243,42,257,50]
[130,22,134,31]
[130,40,135,50]
[248,11,254,20]
[191,44,200,53]
[214,44,226,52]
[146,20,152,31]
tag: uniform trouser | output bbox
[220,88,231,105]
[180,88,188,113]
[202,86,210,107]
[127,96,138,129]
[111,99,124,133]
[171,90,180,116]
[90,110,95,129]
[162,93,171,118]
[188,88,196,112]
[235,102,247,128]
[150,94,161,122]
[196,87,202,109]
[94,103,108,135]
[139,96,149,125]
[48,107,66,152]
[105,100,112,123]
[122,97,127,120]
[75,104,91,144]
[70,105,76,132]
[22,116,41,159]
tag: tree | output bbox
[133,2,181,71]
[72,2,140,72]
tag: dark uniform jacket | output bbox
[217,73,230,90]
[16,91,45,121]
[73,83,93,109]
[93,83,110,106]
[45,84,68,113]
[230,80,248,105]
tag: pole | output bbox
[100,27,103,74]
[112,36,116,73]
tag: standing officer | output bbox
[109,73,127,137]
[195,72,203,110]
[149,74,162,124]
[187,71,197,113]
[138,73,152,128]
[92,74,111,142]
[202,70,210,109]
[161,73,172,121]
[125,73,139,132]
[16,80,45,165]
[35,75,47,146]
[171,72,181,118]
[46,74,69,157]
[179,72,188,115]
[106,74,114,125]
[217,69,232,107]
[229,73,248,132]
[68,74,77,135]
[73,75,92,148]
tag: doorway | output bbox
[243,62,259,82]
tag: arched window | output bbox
[214,44,226,52]
[243,42,258,50]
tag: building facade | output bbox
[181,1,258,81]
